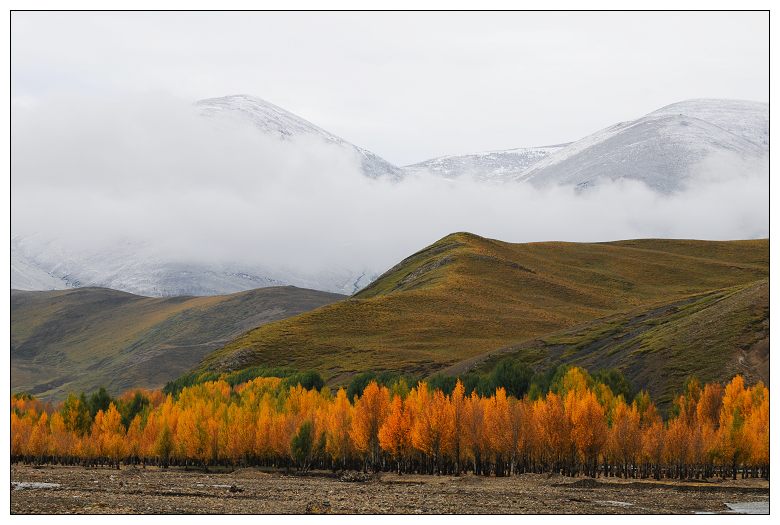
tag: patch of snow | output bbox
[404,145,567,182]
[724,501,769,514]
[597,500,634,508]
[12,481,62,490]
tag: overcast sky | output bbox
[11,11,768,166]
[10,11,769,294]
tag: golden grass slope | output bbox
[11,286,344,400]
[200,233,768,384]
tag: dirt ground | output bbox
[10,464,769,514]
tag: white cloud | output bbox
[11,94,769,283]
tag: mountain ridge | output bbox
[197,94,404,180]
[197,232,768,399]
[403,144,568,182]
[405,98,767,190]
[518,99,767,192]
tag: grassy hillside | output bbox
[442,279,768,408]
[11,286,344,400]
[199,233,768,391]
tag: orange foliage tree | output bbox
[349,381,390,470]
[9,371,769,480]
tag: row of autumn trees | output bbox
[11,367,769,479]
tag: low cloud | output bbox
[11,94,769,285]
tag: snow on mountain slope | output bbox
[12,94,397,297]
[11,250,70,291]
[648,99,768,147]
[518,99,768,193]
[11,235,374,297]
[197,95,403,180]
[403,145,567,182]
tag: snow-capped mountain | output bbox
[403,145,567,182]
[518,99,768,193]
[402,99,766,191]
[196,94,404,180]
[11,96,767,297]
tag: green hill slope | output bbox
[11,286,344,400]
[442,279,768,407]
[199,233,768,388]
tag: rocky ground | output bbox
[11,464,769,514]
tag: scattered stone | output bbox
[9,465,771,514]
[339,471,375,483]
[556,478,602,489]
[305,500,332,514]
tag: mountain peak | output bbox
[647,98,768,147]
[196,94,341,142]
[518,98,768,192]
[196,94,403,180]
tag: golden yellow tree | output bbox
[92,403,127,465]
[717,375,750,479]
[697,383,724,428]
[255,396,275,463]
[27,411,50,460]
[410,384,455,474]
[350,381,390,470]
[744,382,769,476]
[325,388,354,469]
[225,403,255,465]
[485,387,513,476]
[125,415,143,460]
[176,402,207,463]
[450,380,467,475]
[641,415,665,479]
[536,391,571,473]
[607,398,641,477]
[379,394,411,473]
[11,411,31,457]
[568,390,607,477]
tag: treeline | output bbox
[164,360,631,409]
[162,366,325,397]
[370,361,634,403]
[10,367,768,480]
